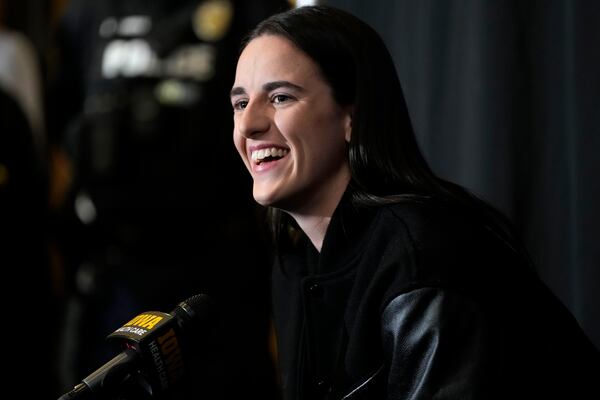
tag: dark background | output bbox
[326,0,600,351]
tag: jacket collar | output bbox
[309,190,379,276]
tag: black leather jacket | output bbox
[271,197,600,399]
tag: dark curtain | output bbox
[325,0,600,349]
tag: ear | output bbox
[344,106,354,143]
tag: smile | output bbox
[251,147,289,165]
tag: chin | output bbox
[253,184,297,210]
[254,197,272,207]
[252,190,276,207]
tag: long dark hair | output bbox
[242,5,528,259]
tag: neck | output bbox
[287,177,350,252]
[291,213,331,252]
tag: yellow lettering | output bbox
[157,328,176,344]
[157,328,184,385]
[124,314,145,327]
[142,315,163,329]
[161,336,179,354]
[135,314,154,327]
[123,313,163,329]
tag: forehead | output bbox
[235,34,321,85]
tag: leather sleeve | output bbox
[381,287,495,400]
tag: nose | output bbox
[236,100,270,139]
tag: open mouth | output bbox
[251,147,289,165]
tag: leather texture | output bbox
[271,196,600,400]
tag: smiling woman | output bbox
[231,34,352,249]
[230,5,600,400]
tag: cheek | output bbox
[274,104,348,160]
[311,112,349,155]
[232,130,249,168]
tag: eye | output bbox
[271,94,292,104]
[232,99,248,111]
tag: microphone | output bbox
[58,293,215,400]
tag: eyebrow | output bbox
[230,86,246,97]
[230,80,304,98]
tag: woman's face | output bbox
[231,35,352,215]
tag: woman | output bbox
[230,5,599,400]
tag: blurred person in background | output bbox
[0,0,46,169]
[0,88,54,399]
[1,0,55,397]
[47,0,290,398]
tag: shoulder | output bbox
[375,198,491,254]
[365,199,526,301]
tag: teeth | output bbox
[251,147,288,163]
